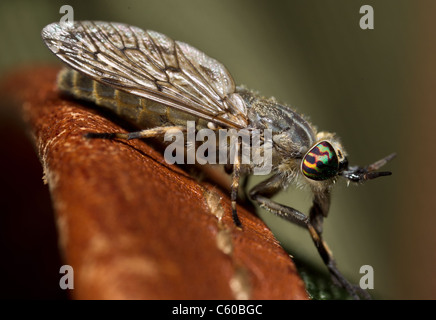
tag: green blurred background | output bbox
[0,0,434,299]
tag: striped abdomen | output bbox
[57,68,208,130]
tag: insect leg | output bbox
[309,198,371,299]
[249,175,371,300]
[308,192,331,236]
[230,139,242,227]
[249,174,309,227]
[85,126,186,140]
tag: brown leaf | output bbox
[0,66,308,300]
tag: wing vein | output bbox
[41,21,248,129]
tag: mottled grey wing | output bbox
[41,21,248,128]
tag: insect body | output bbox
[42,21,395,299]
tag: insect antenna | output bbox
[366,152,397,171]
[341,152,396,183]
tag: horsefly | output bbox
[42,21,395,300]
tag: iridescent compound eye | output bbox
[302,141,339,181]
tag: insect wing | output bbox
[41,21,247,128]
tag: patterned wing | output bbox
[41,21,248,128]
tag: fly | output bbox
[41,21,395,300]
